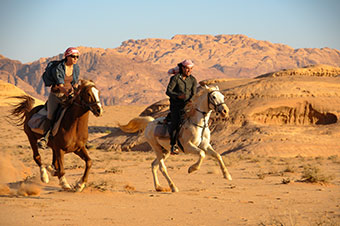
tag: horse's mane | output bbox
[79,79,95,89]
[64,79,96,107]
[184,85,217,117]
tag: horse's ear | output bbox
[215,86,219,90]
[204,84,210,89]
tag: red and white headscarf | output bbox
[168,59,194,75]
[181,59,194,68]
[64,47,80,58]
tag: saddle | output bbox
[154,119,170,139]
[154,118,184,152]
[28,104,67,136]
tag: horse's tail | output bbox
[119,116,154,133]
[9,95,35,127]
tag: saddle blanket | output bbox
[154,123,169,139]
[27,106,67,136]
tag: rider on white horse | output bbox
[166,59,197,155]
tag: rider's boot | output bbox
[169,129,179,155]
[37,119,52,149]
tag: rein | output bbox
[72,86,100,112]
[190,90,226,128]
[187,90,226,142]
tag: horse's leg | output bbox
[205,144,232,180]
[149,141,174,192]
[184,141,206,174]
[27,133,49,183]
[158,153,179,192]
[151,158,163,191]
[55,148,72,190]
[73,147,92,192]
[47,150,57,177]
[151,157,161,189]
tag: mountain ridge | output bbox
[1,34,339,105]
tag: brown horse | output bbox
[10,80,103,191]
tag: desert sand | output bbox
[1,70,340,226]
[0,102,339,226]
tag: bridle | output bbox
[183,89,226,144]
[207,90,226,113]
[73,85,101,113]
[190,90,226,129]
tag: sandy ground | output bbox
[0,105,339,226]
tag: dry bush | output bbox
[88,180,116,192]
[145,156,154,161]
[282,178,291,184]
[283,164,297,173]
[313,214,340,226]
[257,171,266,180]
[124,184,136,192]
[105,166,123,174]
[328,155,340,164]
[301,164,334,184]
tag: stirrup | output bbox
[37,138,48,149]
[170,145,179,155]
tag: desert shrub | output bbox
[301,164,334,184]
[257,170,266,179]
[328,155,340,164]
[313,214,340,226]
[145,156,154,161]
[283,164,296,173]
[282,178,291,184]
[105,166,123,174]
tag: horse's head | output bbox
[206,85,229,118]
[77,80,103,117]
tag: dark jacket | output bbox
[166,73,197,108]
[45,60,80,86]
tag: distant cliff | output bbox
[1,34,340,105]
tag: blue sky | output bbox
[0,0,339,63]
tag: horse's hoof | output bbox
[74,182,86,192]
[40,167,49,183]
[188,166,198,174]
[170,185,179,193]
[155,186,171,192]
[37,140,48,150]
[224,174,233,181]
[46,165,57,176]
[61,183,73,191]
[59,176,72,190]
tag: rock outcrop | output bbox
[94,70,340,157]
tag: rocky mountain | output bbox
[1,35,340,105]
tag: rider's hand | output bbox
[178,94,186,99]
[58,84,69,96]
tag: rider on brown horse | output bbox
[38,47,80,148]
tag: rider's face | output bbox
[182,65,193,76]
[66,54,79,65]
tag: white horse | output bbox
[119,85,232,192]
